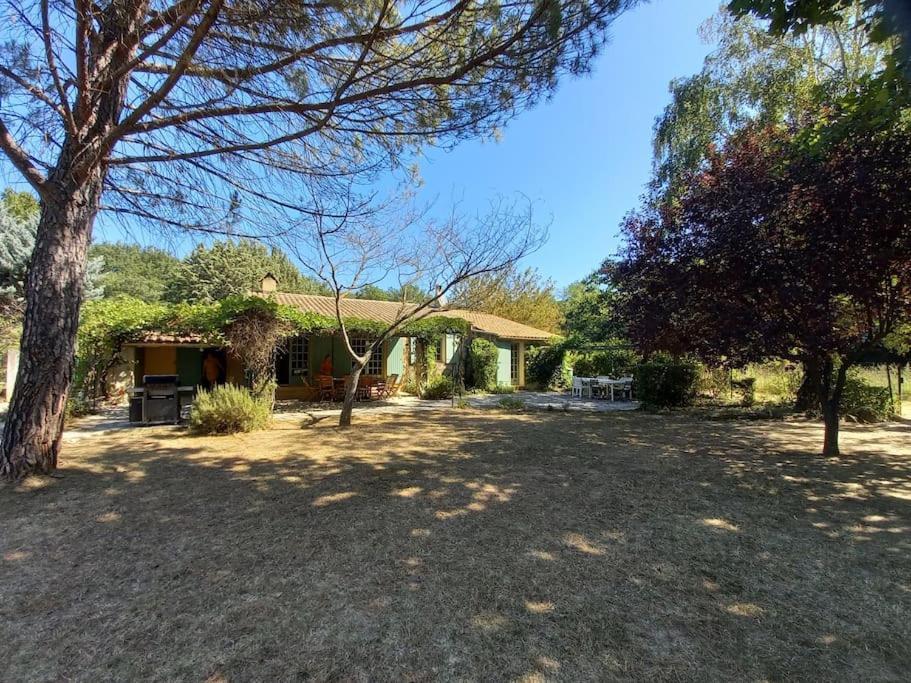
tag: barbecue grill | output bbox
[141,374,180,424]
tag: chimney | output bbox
[260,272,278,294]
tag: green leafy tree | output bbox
[728,0,909,57]
[613,119,911,456]
[1,192,101,342]
[90,243,182,302]
[654,6,888,198]
[452,265,562,333]
[1,189,39,223]
[352,283,429,302]
[559,271,622,344]
[165,240,328,303]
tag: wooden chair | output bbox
[380,373,400,398]
[356,375,373,401]
[317,375,334,402]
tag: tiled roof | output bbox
[132,332,205,344]
[429,308,554,342]
[272,292,417,326]
[271,292,553,342]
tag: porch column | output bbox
[518,342,526,388]
[5,347,19,401]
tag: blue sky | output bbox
[412,0,721,290]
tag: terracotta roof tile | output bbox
[270,293,553,342]
[132,332,205,345]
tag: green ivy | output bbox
[79,294,469,346]
[74,295,470,402]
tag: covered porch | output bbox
[126,333,417,403]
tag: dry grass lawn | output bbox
[2,411,910,681]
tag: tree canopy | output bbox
[451,265,562,333]
[1,190,102,339]
[613,115,911,454]
[89,243,182,302]
[559,271,622,344]
[164,239,330,303]
[653,6,888,198]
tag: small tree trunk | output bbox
[819,360,849,457]
[886,364,894,413]
[1,174,103,478]
[821,399,840,456]
[795,357,822,412]
[339,362,365,427]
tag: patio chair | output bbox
[356,375,373,401]
[381,373,400,398]
[571,377,592,399]
[317,375,334,402]
[615,376,634,401]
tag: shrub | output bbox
[490,384,515,394]
[840,375,895,423]
[751,361,802,401]
[634,359,699,408]
[466,338,500,391]
[731,377,756,407]
[420,375,454,400]
[188,384,271,434]
[525,342,572,390]
[697,366,730,398]
[65,395,95,424]
[571,348,638,379]
[497,396,525,410]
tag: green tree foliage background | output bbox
[451,265,562,333]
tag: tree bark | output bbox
[0,4,143,479]
[339,362,365,427]
[795,357,822,412]
[819,359,849,457]
[1,171,104,478]
[821,398,840,457]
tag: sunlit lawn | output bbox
[2,411,910,681]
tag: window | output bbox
[352,338,383,375]
[290,336,309,376]
[510,343,520,385]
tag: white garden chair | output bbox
[572,377,592,399]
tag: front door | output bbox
[201,348,228,389]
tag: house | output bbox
[122,276,553,400]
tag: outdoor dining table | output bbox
[575,377,632,401]
[593,378,627,401]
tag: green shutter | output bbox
[176,348,202,387]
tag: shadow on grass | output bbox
[1,412,910,681]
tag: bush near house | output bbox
[570,348,638,379]
[840,375,895,423]
[466,338,499,391]
[189,385,271,434]
[420,375,455,400]
[634,359,699,408]
[525,342,572,390]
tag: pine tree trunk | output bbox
[338,363,365,427]
[0,3,142,479]
[1,172,104,478]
